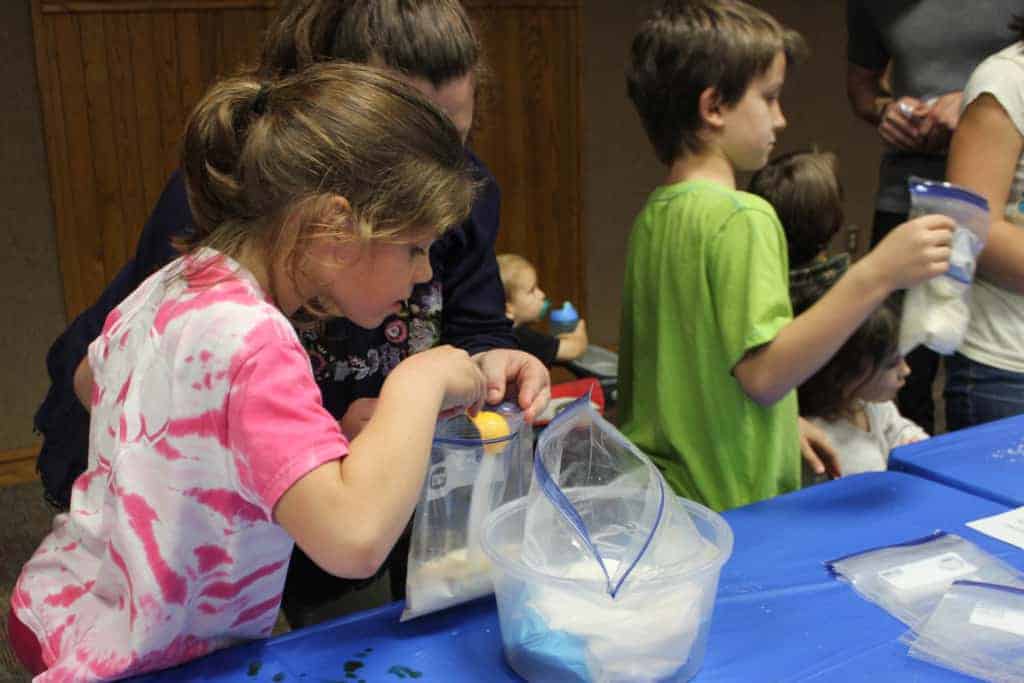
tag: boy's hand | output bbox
[473,349,551,423]
[867,214,954,291]
[798,417,841,479]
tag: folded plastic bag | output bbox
[401,403,531,621]
[899,178,989,355]
[514,397,712,680]
[906,581,1024,682]
[825,531,1024,627]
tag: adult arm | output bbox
[436,151,516,355]
[34,172,191,506]
[947,94,1024,293]
[845,0,928,150]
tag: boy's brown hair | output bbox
[626,0,806,165]
[259,0,481,86]
[749,150,844,268]
[180,62,475,319]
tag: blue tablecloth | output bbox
[890,414,1024,507]
[134,472,1020,682]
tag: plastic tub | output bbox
[481,496,733,682]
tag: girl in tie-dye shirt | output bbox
[9,63,490,681]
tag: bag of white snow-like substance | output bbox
[899,178,989,356]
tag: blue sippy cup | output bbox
[549,301,579,335]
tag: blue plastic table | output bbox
[890,413,1024,507]
[133,472,1021,682]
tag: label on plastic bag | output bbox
[945,229,982,284]
[969,605,1024,637]
[424,453,479,502]
[878,552,978,590]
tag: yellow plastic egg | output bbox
[471,410,511,455]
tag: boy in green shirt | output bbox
[619,0,955,511]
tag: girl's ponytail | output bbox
[181,76,268,243]
[177,62,475,318]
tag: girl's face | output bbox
[506,266,546,325]
[854,351,911,403]
[310,234,435,329]
[718,51,788,172]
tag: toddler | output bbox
[497,253,588,366]
[8,63,488,680]
[801,300,929,478]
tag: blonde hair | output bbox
[496,253,535,300]
[180,62,476,319]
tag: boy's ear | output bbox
[504,300,517,322]
[698,86,726,130]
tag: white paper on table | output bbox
[966,506,1024,550]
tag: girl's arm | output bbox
[274,346,485,579]
[946,93,1024,294]
[73,357,93,411]
[733,214,953,406]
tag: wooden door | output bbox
[31,0,584,322]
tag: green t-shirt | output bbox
[618,180,800,511]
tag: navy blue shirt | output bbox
[34,151,514,508]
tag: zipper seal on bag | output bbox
[532,395,666,597]
[954,580,1024,598]
[825,530,948,577]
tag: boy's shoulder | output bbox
[643,180,781,227]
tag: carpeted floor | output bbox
[0,482,55,682]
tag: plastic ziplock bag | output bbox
[401,403,531,621]
[513,397,713,681]
[905,580,1024,682]
[826,531,1024,627]
[900,178,990,355]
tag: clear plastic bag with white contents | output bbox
[401,403,531,621]
[906,581,1024,682]
[899,178,990,355]
[825,531,1024,627]
[515,397,712,681]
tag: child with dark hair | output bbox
[749,149,851,315]
[801,299,928,479]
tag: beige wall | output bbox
[582,0,884,346]
[1,0,886,452]
[0,0,64,451]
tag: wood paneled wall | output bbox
[30,0,583,324]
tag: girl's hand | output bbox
[409,345,488,416]
[472,349,551,423]
[867,214,954,291]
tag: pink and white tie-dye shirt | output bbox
[13,249,347,681]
